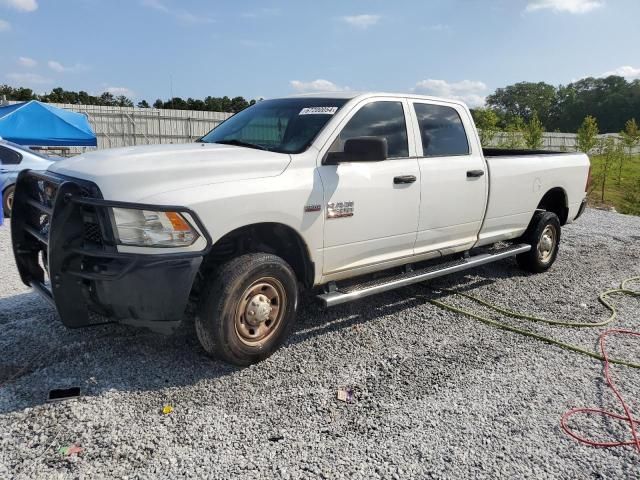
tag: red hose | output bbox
[561,329,640,453]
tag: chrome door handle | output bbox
[466,170,485,178]
[394,175,417,184]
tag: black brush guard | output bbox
[11,170,210,328]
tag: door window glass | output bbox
[332,101,409,158]
[413,103,470,157]
[0,146,22,165]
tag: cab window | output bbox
[413,103,470,157]
[331,101,409,158]
[0,145,23,165]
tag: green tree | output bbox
[577,116,599,153]
[523,113,544,149]
[620,118,640,152]
[472,108,501,147]
[617,118,640,185]
[621,177,640,215]
[486,82,557,124]
[115,95,133,107]
[99,92,116,106]
[593,137,623,203]
[498,116,525,149]
[137,100,150,108]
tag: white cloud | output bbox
[413,79,489,107]
[340,14,381,29]
[525,0,603,14]
[290,79,349,93]
[104,86,135,97]
[0,18,9,31]
[47,60,87,73]
[48,60,66,72]
[18,56,36,67]
[1,0,38,12]
[141,0,168,13]
[6,72,51,85]
[141,0,213,24]
[602,65,640,80]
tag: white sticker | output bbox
[299,107,338,115]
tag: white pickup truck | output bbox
[11,92,590,365]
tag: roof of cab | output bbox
[285,91,468,107]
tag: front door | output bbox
[317,98,420,276]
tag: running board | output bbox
[317,244,531,307]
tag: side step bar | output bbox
[317,244,531,307]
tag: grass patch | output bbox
[588,154,640,215]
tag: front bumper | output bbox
[11,170,211,328]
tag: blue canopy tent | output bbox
[0,100,97,147]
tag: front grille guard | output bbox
[11,169,212,327]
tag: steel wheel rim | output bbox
[537,224,557,264]
[235,277,286,346]
[7,190,14,211]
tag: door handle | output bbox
[393,175,417,184]
[466,170,485,178]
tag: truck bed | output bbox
[476,150,590,248]
[483,148,569,157]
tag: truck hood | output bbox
[48,143,291,202]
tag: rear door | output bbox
[317,98,421,276]
[409,100,488,255]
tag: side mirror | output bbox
[325,136,388,164]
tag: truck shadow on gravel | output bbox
[0,259,555,415]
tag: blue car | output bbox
[1,139,58,218]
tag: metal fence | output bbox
[21,103,234,155]
[488,131,640,153]
[64,103,233,149]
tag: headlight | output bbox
[111,208,199,247]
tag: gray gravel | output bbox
[1,208,640,479]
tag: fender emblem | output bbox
[304,204,322,212]
[327,201,354,219]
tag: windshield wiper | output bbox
[214,139,269,151]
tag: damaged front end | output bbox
[11,170,210,330]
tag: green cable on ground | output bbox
[423,276,640,369]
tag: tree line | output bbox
[0,85,257,114]
[2,74,639,128]
[473,75,640,134]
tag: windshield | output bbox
[200,98,349,154]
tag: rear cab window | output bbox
[412,103,470,157]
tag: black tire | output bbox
[516,211,561,273]
[2,185,14,218]
[196,253,299,366]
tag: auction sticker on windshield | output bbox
[299,107,339,115]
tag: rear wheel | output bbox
[2,185,14,218]
[516,211,561,273]
[196,253,298,366]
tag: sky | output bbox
[1,0,639,107]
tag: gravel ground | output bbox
[1,208,639,479]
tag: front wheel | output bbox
[196,253,299,366]
[516,211,561,273]
[3,185,15,218]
